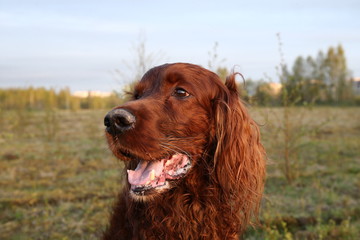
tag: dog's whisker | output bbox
[159,143,190,157]
[159,136,199,141]
[159,144,177,154]
[159,142,191,157]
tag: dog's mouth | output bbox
[127,153,191,196]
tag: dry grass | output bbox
[0,107,359,239]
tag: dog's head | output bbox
[104,63,222,200]
[104,63,265,206]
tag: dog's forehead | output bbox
[133,65,165,93]
[139,63,217,91]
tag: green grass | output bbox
[0,108,359,239]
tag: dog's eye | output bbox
[173,88,190,98]
[133,92,142,100]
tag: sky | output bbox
[0,0,359,92]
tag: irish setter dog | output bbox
[103,63,266,239]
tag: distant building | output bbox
[353,77,360,95]
[268,82,282,95]
[73,91,112,98]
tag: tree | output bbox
[254,82,271,106]
[58,87,71,109]
[280,44,352,105]
[207,42,229,81]
[325,45,352,103]
[114,34,165,100]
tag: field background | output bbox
[0,107,359,239]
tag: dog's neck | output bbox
[121,166,240,240]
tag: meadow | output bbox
[0,107,359,239]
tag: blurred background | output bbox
[1,1,359,239]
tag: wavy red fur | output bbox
[103,63,266,240]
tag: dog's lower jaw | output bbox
[129,181,171,202]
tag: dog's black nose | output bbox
[104,109,136,134]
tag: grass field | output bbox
[0,107,359,239]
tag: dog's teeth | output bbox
[150,169,155,180]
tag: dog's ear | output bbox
[224,72,240,94]
[212,72,266,233]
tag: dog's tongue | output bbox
[127,160,164,186]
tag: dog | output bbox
[103,63,266,239]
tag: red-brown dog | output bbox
[103,63,266,240]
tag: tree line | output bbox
[1,44,358,111]
[238,44,359,106]
[0,87,124,111]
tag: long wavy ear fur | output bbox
[213,72,266,234]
